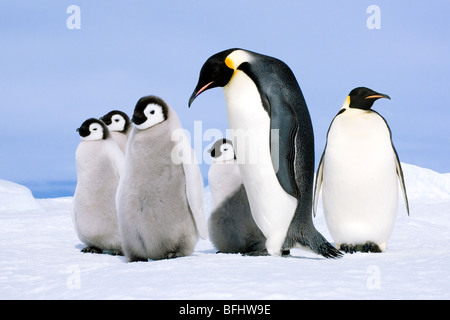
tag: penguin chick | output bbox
[73,118,124,255]
[208,139,266,255]
[116,95,207,262]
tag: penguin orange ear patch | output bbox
[225,56,234,70]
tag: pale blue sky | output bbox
[1,1,449,197]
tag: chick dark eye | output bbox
[150,110,155,115]
[93,128,97,131]
[115,119,119,122]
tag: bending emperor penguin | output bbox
[208,139,267,254]
[189,48,341,258]
[73,118,124,255]
[116,95,207,262]
[314,87,410,253]
[100,110,131,153]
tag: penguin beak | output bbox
[188,81,214,108]
[365,93,391,100]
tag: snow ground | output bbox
[0,163,449,300]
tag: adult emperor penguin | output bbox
[208,139,266,254]
[313,87,410,253]
[116,95,207,262]
[73,118,124,255]
[189,48,341,258]
[100,110,131,153]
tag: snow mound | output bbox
[402,163,450,202]
[0,179,44,212]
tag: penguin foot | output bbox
[109,250,123,256]
[339,242,382,253]
[242,249,269,257]
[362,242,382,253]
[127,256,148,263]
[288,228,343,259]
[81,246,103,254]
[316,241,343,259]
[164,252,185,259]
[302,232,343,259]
[340,244,357,254]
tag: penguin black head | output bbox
[348,87,391,110]
[76,118,110,141]
[208,139,236,161]
[188,48,240,107]
[132,95,169,130]
[100,110,131,133]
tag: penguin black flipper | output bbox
[394,146,410,216]
[238,57,342,258]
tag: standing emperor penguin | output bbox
[189,48,341,258]
[73,118,124,255]
[116,95,207,262]
[314,87,410,253]
[100,110,131,153]
[208,139,266,254]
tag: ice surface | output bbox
[0,163,449,299]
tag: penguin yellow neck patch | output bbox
[342,96,351,109]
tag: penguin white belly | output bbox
[322,111,398,251]
[223,70,297,255]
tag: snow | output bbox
[0,163,449,300]
[0,179,44,212]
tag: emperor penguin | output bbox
[116,95,207,262]
[100,110,131,153]
[313,87,410,253]
[189,48,341,258]
[73,118,124,255]
[208,139,266,254]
